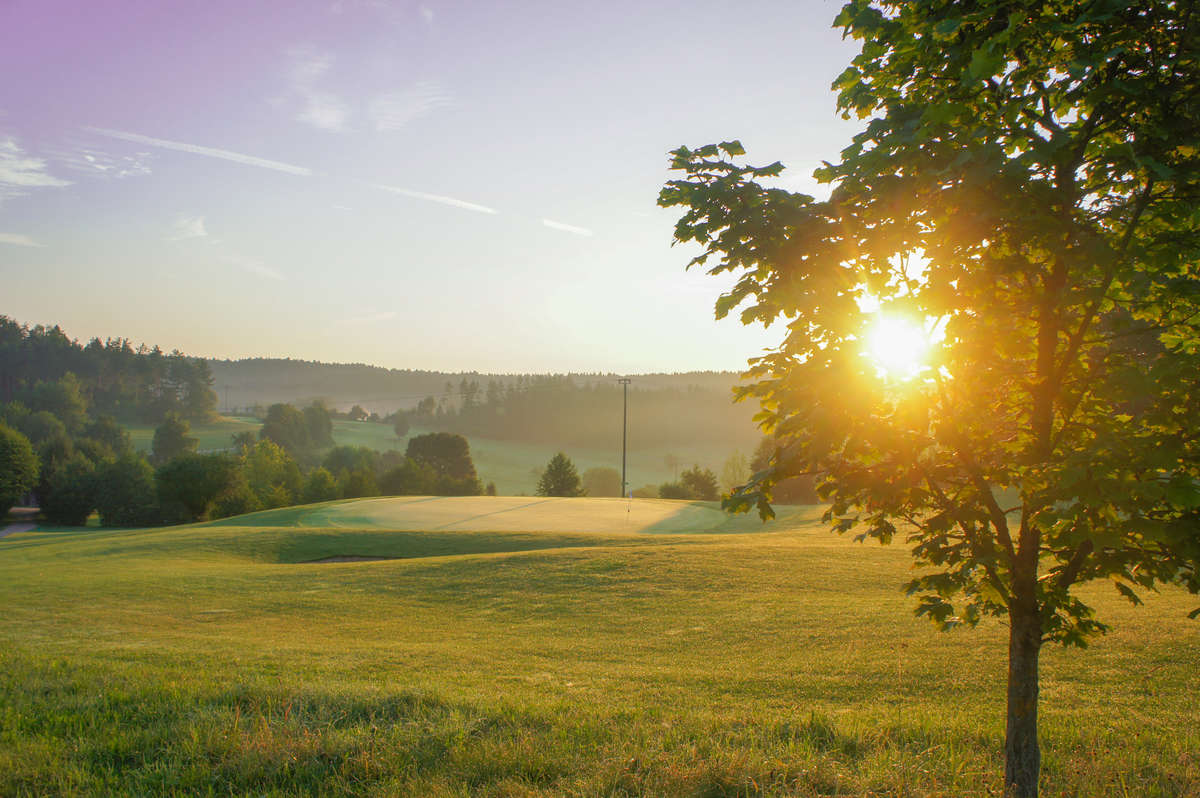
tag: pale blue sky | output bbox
[0,0,860,372]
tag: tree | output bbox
[659,3,1200,794]
[720,451,749,496]
[242,439,302,509]
[303,402,334,448]
[151,411,197,466]
[95,453,159,527]
[582,466,622,497]
[679,464,719,501]
[348,404,368,422]
[536,452,584,497]
[302,467,341,504]
[406,432,478,483]
[750,438,819,505]
[393,412,410,439]
[260,403,311,456]
[0,423,38,516]
[379,458,438,496]
[156,453,237,521]
[39,453,95,525]
[657,482,692,500]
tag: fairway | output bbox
[1,500,1197,796]
[213,496,822,535]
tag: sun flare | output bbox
[864,316,932,379]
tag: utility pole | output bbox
[618,378,631,497]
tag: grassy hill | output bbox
[1,498,1196,796]
[126,417,743,495]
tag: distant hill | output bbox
[206,358,748,415]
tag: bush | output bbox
[302,467,340,503]
[379,458,438,495]
[209,473,261,519]
[156,453,238,522]
[582,467,622,497]
[40,454,96,526]
[95,454,160,527]
[658,482,693,500]
[0,423,39,516]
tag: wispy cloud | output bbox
[0,137,71,203]
[0,232,45,247]
[542,218,594,237]
[298,92,349,131]
[286,48,350,132]
[85,127,312,176]
[374,183,497,215]
[369,81,450,131]
[337,310,397,325]
[52,146,153,179]
[167,215,207,241]
[419,4,434,25]
[223,253,286,281]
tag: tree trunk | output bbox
[1005,600,1042,797]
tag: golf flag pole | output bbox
[618,377,631,498]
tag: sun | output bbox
[864,315,932,379]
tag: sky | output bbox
[0,0,862,374]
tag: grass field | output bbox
[1,497,1197,796]
[127,417,742,495]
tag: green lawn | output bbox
[127,417,742,495]
[1,498,1196,796]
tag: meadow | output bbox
[126,416,740,496]
[1,497,1196,796]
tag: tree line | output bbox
[405,375,757,452]
[0,390,486,526]
[0,315,217,423]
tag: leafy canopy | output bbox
[659,0,1200,645]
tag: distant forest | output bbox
[0,316,216,422]
[0,317,762,453]
[209,359,761,453]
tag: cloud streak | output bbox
[0,137,71,203]
[85,127,312,176]
[369,81,451,131]
[286,49,350,132]
[542,218,594,237]
[0,232,45,247]
[374,183,497,215]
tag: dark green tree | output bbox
[379,458,438,496]
[536,452,584,497]
[302,466,341,504]
[406,432,478,483]
[156,453,238,521]
[95,453,159,527]
[259,403,311,456]
[303,402,335,448]
[0,423,38,516]
[679,464,719,501]
[151,411,197,466]
[660,2,1200,794]
[39,454,96,526]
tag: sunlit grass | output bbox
[1,499,1196,796]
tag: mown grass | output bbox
[2,499,1196,796]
